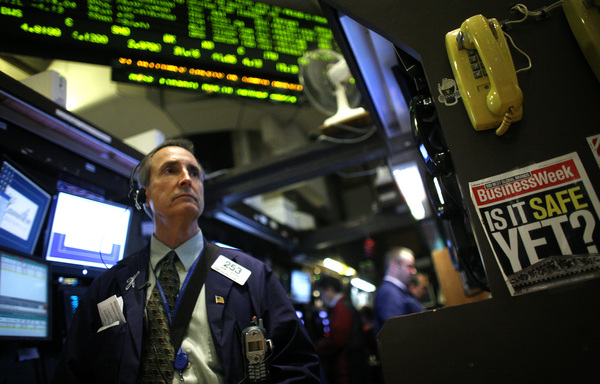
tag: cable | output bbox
[505,4,530,24]
[496,107,517,136]
[503,30,532,73]
[505,1,564,24]
[98,205,132,270]
[501,1,564,74]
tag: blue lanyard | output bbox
[152,251,202,326]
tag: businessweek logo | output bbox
[469,153,600,294]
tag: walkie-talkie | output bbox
[241,317,272,383]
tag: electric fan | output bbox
[299,49,370,128]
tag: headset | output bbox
[128,162,146,211]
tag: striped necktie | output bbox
[138,251,180,384]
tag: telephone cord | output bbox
[503,31,532,73]
[506,1,564,24]
[496,107,516,136]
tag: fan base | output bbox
[321,107,371,129]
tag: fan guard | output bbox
[299,49,368,127]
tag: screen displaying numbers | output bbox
[0,0,337,103]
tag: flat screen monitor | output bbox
[44,192,132,273]
[0,158,51,255]
[0,248,51,340]
[290,270,312,304]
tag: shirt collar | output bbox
[150,230,204,271]
[384,275,408,291]
[330,293,345,308]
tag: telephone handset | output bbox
[446,14,523,135]
[563,0,600,82]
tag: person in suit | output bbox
[314,275,369,384]
[374,247,425,334]
[52,138,320,384]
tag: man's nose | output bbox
[179,170,192,187]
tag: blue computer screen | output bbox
[0,160,51,255]
[44,192,132,270]
[0,249,51,340]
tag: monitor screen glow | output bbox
[290,270,312,304]
[0,249,51,340]
[45,192,132,270]
[0,159,51,255]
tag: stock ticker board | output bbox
[0,0,337,103]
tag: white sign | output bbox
[211,255,251,285]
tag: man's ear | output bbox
[142,198,153,219]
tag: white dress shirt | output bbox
[147,231,226,384]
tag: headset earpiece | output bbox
[134,188,146,210]
[128,162,145,211]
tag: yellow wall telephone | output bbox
[446,15,523,136]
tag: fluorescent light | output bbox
[392,163,428,220]
[433,176,445,205]
[323,258,356,276]
[323,258,344,273]
[351,278,376,292]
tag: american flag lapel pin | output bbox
[215,296,225,304]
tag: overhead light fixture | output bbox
[323,258,356,277]
[323,258,344,273]
[392,162,429,220]
[351,277,376,292]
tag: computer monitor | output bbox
[290,270,313,304]
[0,158,52,255]
[44,192,132,275]
[0,248,51,340]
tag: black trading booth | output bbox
[317,0,600,382]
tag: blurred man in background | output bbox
[374,247,425,333]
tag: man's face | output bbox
[395,254,417,286]
[144,146,204,223]
[318,286,336,308]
